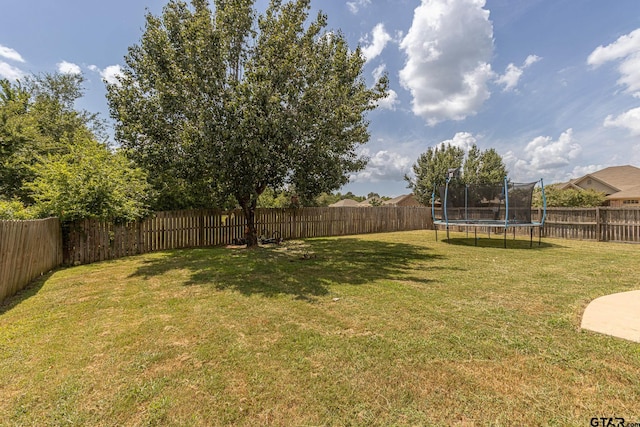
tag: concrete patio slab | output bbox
[581,290,640,343]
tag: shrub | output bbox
[0,198,36,220]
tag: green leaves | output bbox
[408,143,508,205]
[107,0,386,244]
[1,74,150,222]
[407,143,465,205]
[463,145,507,185]
[26,141,150,223]
[534,185,606,207]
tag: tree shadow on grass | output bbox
[129,238,444,301]
[0,271,55,316]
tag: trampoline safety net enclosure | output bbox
[431,176,547,247]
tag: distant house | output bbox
[558,165,640,207]
[358,197,384,207]
[382,194,422,207]
[329,199,361,207]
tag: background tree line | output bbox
[406,142,508,205]
[0,65,383,221]
[406,142,607,208]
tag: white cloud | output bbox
[0,61,25,80]
[101,65,123,84]
[505,129,582,181]
[376,89,399,110]
[523,129,581,169]
[90,64,123,85]
[496,64,523,92]
[372,64,385,82]
[361,23,392,63]
[351,149,413,182]
[588,28,640,97]
[0,44,26,80]
[604,107,640,135]
[440,132,477,152]
[524,54,541,67]
[568,164,605,179]
[346,0,371,14]
[588,29,640,65]
[0,44,25,63]
[399,0,494,125]
[57,60,81,75]
[496,54,541,92]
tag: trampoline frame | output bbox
[431,176,547,248]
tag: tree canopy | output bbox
[0,74,149,222]
[26,139,150,222]
[107,0,387,245]
[406,143,464,205]
[0,74,101,203]
[406,143,507,205]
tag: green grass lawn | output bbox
[1,231,639,426]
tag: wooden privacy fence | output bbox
[0,218,63,303]
[64,206,433,265]
[542,207,640,242]
[4,206,639,302]
[433,207,640,243]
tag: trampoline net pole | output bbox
[530,227,533,248]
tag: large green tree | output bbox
[0,79,34,201]
[0,74,150,222]
[407,143,508,205]
[463,144,507,184]
[107,0,387,246]
[1,74,104,203]
[406,143,465,205]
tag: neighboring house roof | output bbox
[382,194,421,207]
[556,180,583,191]
[590,165,640,190]
[560,165,640,200]
[359,197,383,207]
[329,199,361,207]
[606,184,640,200]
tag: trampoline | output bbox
[431,174,546,247]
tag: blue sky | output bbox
[2,0,640,197]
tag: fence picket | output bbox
[57,207,431,265]
[5,207,640,304]
[1,218,62,302]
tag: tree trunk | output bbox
[241,201,259,247]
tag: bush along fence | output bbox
[0,218,63,303]
[63,207,433,266]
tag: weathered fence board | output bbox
[541,207,640,242]
[5,206,640,303]
[64,207,434,265]
[1,218,63,303]
[433,207,640,243]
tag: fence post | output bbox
[596,206,601,242]
[199,210,205,247]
